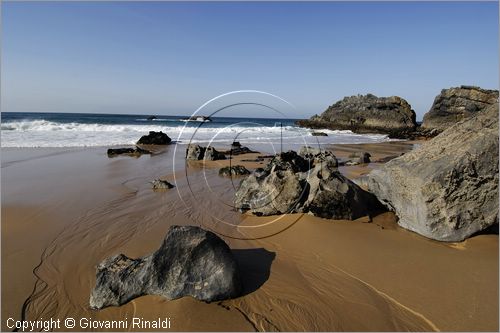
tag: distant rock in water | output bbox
[234,149,382,219]
[368,103,499,242]
[296,94,417,136]
[151,179,174,190]
[147,115,157,121]
[422,86,498,132]
[186,145,226,161]
[311,131,328,136]
[137,131,171,145]
[219,165,251,177]
[107,147,151,157]
[90,226,242,310]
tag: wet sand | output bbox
[1,142,498,331]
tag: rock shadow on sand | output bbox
[232,248,276,296]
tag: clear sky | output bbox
[1,1,498,120]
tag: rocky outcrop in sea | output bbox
[90,225,242,310]
[296,94,417,137]
[367,103,499,242]
[137,131,172,145]
[422,86,498,132]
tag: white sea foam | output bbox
[0,119,393,148]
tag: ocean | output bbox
[1,112,394,149]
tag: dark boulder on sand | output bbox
[137,131,171,145]
[107,147,151,157]
[205,146,227,161]
[186,145,226,161]
[296,94,417,136]
[422,86,498,133]
[90,226,242,310]
[368,103,499,241]
[219,165,251,177]
[234,149,382,219]
[151,179,174,190]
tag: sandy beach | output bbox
[1,141,497,332]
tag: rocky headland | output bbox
[296,94,417,137]
[422,85,499,132]
[297,86,498,139]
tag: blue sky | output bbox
[1,1,498,120]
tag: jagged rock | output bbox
[186,144,205,160]
[311,131,328,136]
[235,150,381,219]
[137,131,171,145]
[204,146,226,160]
[296,94,417,136]
[107,147,151,157]
[358,152,371,164]
[90,226,242,310]
[151,179,174,190]
[368,103,499,241]
[219,165,251,177]
[422,86,498,132]
[298,146,321,159]
[229,146,257,155]
[185,145,226,161]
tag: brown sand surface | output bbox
[1,142,498,331]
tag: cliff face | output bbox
[422,86,498,132]
[296,94,417,136]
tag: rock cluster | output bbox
[90,226,242,310]
[296,94,417,136]
[367,103,499,241]
[422,86,498,132]
[137,131,172,145]
[186,145,226,161]
[234,148,382,219]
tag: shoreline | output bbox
[2,141,498,331]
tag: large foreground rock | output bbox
[90,226,242,309]
[296,94,416,136]
[422,86,498,132]
[368,103,499,241]
[234,149,382,219]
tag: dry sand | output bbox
[1,142,498,331]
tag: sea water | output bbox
[1,112,393,151]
